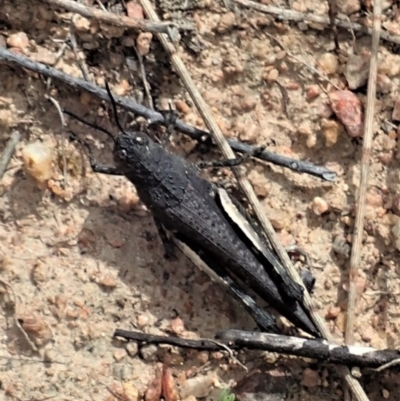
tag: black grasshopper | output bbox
[66,84,320,337]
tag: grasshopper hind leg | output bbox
[153,217,177,260]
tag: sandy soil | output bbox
[1,0,400,400]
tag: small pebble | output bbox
[351,367,362,378]
[297,121,313,137]
[140,344,158,361]
[211,351,224,360]
[382,389,390,399]
[163,367,179,401]
[175,100,190,114]
[329,90,364,137]
[98,274,117,288]
[126,342,138,357]
[268,209,289,230]
[6,32,29,50]
[137,313,150,327]
[136,32,153,56]
[301,368,321,388]
[217,12,236,33]
[317,53,339,75]
[22,141,53,188]
[344,54,369,90]
[196,351,209,364]
[31,259,48,285]
[311,197,329,215]
[361,325,374,342]
[306,134,317,148]
[336,0,361,14]
[113,348,127,362]
[321,119,340,147]
[145,363,163,401]
[123,383,139,401]
[306,85,321,101]
[43,348,56,363]
[266,68,279,84]
[170,317,185,335]
[73,15,91,32]
[325,305,340,319]
[126,1,144,19]
[248,170,270,198]
[376,74,392,94]
[180,373,216,399]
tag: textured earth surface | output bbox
[1,0,400,400]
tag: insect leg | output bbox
[153,217,176,260]
[198,252,279,333]
[285,245,316,293]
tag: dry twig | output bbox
[345,0,381,346]
[232,0,400,45]
[0,130,21,181]
[69,18,91,82]
[114,328,400,369]
[0,47,335,180]
[44,0,177,36]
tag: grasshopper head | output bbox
[113,130,153,169]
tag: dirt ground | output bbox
[1,0,400,400]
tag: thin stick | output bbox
[134,47,154,110]
[345,0,381,345]
[69,18,91,82]
[0,130,21,180]
[113,328,400,369]
[44,0,177,36]
[48,96,67,187]
[0,279,38,352]
[261,30,340,90]
[232,0,400,45]
[0,47,335,181]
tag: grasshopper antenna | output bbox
[63,109,116,144]
[105,82,128,136]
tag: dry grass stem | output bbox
[233,0,399,45]
[0,130,21,180]
[48,96,67,187]
[44,0,177,36]
[345,0,382,345]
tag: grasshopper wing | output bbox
[216,188,304,303]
